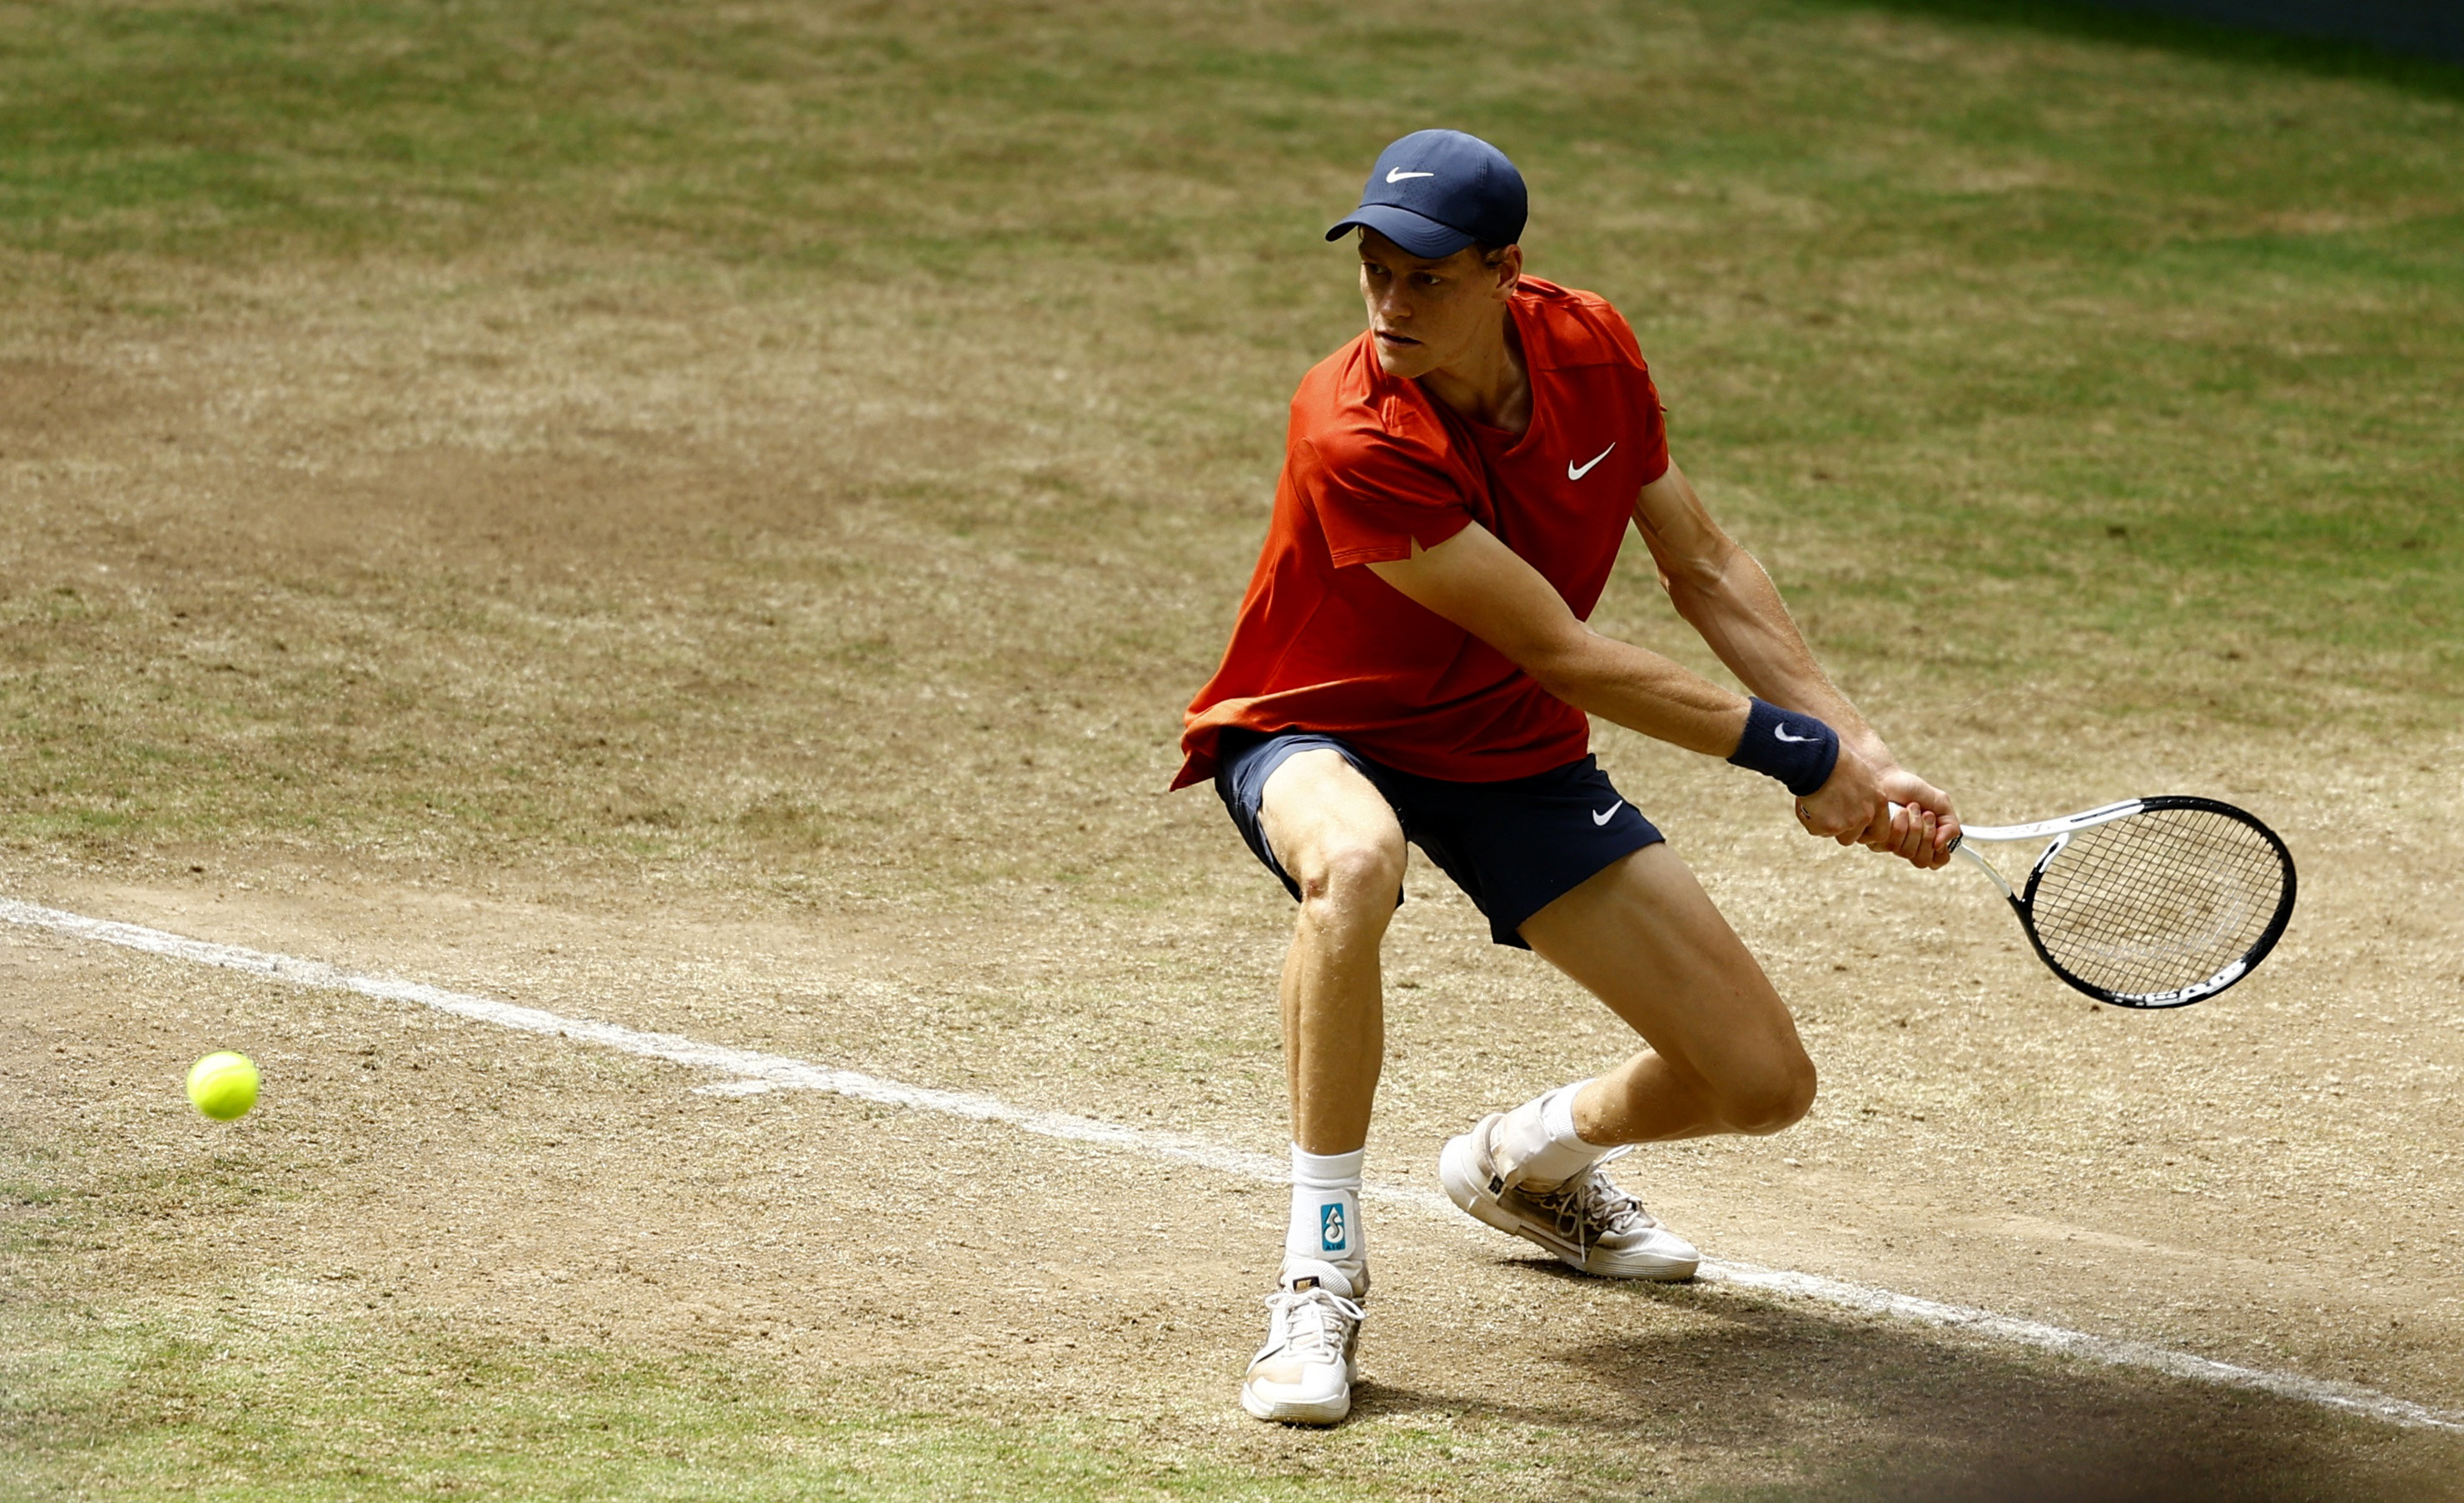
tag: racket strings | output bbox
[2027,807,2288,999]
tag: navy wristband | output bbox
[1727,698,1840,797]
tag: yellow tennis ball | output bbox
[186,1052,260,1122]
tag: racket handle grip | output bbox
[1886,801,1964,855]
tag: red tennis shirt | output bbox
[1174,275,1672,789]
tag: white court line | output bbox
[7,895,2459,1436]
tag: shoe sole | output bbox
[1239,1385,1351,1426]
[1240,1359,1355,1426]
[1438,1128,1700,1282]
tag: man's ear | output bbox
[1490,244,1523,295]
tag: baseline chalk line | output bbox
[7,895,2457,1435]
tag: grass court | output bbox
[2,1,2461,1497]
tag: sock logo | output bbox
[1319,1202,1348,1252]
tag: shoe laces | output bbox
[1259,1285,1364,1365]
[1528,1151,1661,1251]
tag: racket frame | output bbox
[1930,796,2295,1009]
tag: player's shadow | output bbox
[1349,1261,2463,1503]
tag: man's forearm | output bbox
[1664,547,1883,753]
[1526,631,1750,757]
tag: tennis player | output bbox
[1173,130,1961,1426]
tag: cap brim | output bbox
[1324,204,1475,259]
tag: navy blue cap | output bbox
[1326,130,1528,259]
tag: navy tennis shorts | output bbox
[1213,728,1665,949]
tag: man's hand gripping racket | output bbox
[1888,796,2298,1008]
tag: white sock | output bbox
[1284,1144,1364,1277]
[1493,1080,1607,1190]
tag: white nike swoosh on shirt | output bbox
[1568,443,1616,480]
[1384,168,1434,182]
[1592,801,1624,826]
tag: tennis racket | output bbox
[1911,796,2296,1009]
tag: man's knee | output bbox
[1718,1050,1816,1135]
[1294,832,1406,925]
[1260,750,1406,928]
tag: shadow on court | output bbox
[1354,1263,2464,1502]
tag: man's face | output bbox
[1356,230,1518,380]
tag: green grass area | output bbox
[0,1,2451,870]
[0,4,2449,809]
[0,14,2456,796]
[0,1139,1544,1503]
[0,1139,1395,1503]
[5,1311,1427,1501]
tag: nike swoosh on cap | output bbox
[1568,443,1616,480]
[1384,168,1435,182]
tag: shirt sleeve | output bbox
[1594,301,1673,487]
[1299,433,1477,568]
[1633,366,1672,487]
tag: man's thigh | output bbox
[1257,748,1406,892]
[1516,843,1806,1087]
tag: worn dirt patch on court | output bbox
[7,916,2462,1501]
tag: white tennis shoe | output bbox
[1439,1113,1700,1280]
[1240,1260,1364,1426]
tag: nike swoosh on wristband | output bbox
[1568,443,1616,480]
[1773,725,1818,743]
[1592,801,1624,826]
[1385,168,1435,182]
